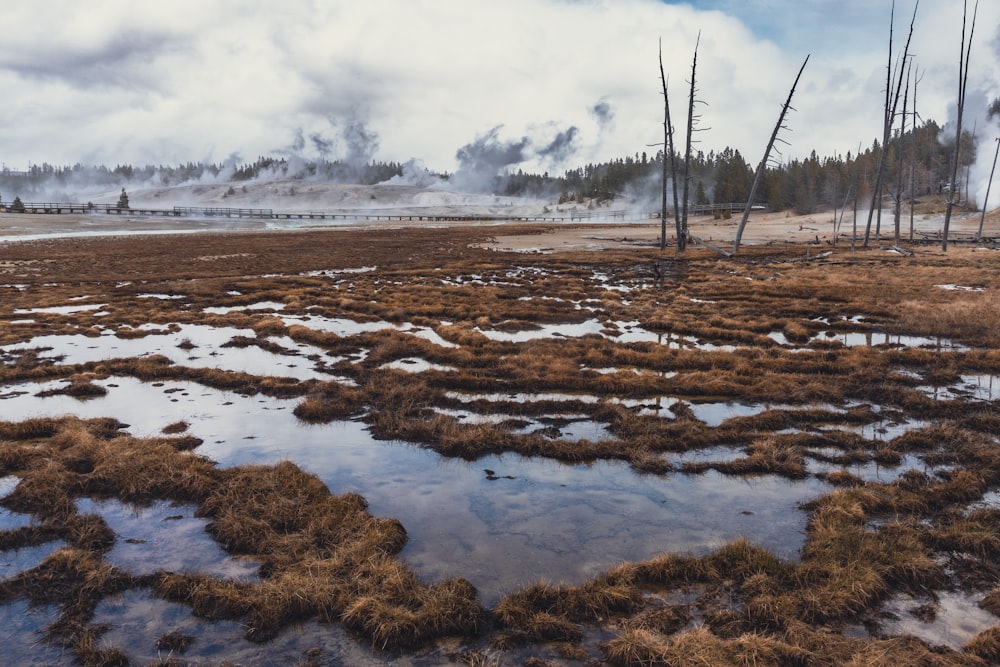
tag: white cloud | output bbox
[0,0,996,177]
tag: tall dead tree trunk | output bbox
[942,0,977,251]
[864,1,918,247]
[852,172,860,251]
[679,33,702,253]
[659,39,681,251]
[733,55,809,254]
[843,143,862,249]
[909,68,922,241]
[977,137,999,240]
[836,181,854,244]
[893,58,912,247]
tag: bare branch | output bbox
[733,55,810,254]
[942,0,978,250]
[863,0,918,247]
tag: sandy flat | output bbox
[479,208,999,252]
[2,185,996,253]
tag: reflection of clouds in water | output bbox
[280,313,459,348]
[0,374,825,607]
[93,590,400,666]
[1,324,334,382]
[77,498,259,580]
[806,453,934,484]
[812,330,967,351]
[395,458,825,605]
[0,601,69,666]
[0,541,67,580]
[881,591,999,650]
[0,376,297,440]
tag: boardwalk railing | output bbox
[1,200,766,222]
[2,202,183,216]
[172,206,274,218]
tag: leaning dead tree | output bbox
[863,0,918,248]
[658,39,681,251]
[732,55,809,254]
[678,33,704,253]
[942,0,977,251]
[976,136,999,240]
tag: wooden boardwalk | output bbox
[1,201,760,223]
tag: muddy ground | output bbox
[1,211,1000,666]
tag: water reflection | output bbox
[1,324,335,381]
[0,541,67,579]
[0,376,824,606]
[881,591,999,650]
[0,600,70,666]
[76,498,259,579]
[812,331,966,350]
[92,590,428,666]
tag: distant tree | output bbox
[765,170,786,211]
[695,180,709,205]
[11,196,25,212]
[117,188,130,209]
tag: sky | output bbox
[1,0,998,186]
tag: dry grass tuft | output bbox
[980,589,1000,616]
[965,626,1000,663]
[292,383,365,423]
[161,420,189,434]
[494,577,642,644]
[603,626,812,667]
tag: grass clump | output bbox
[0,415,483,658]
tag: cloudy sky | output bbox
[1,0,998,178]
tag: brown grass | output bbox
[0,416,483,657]
[293,382,365,423]
[3,224,1000,663]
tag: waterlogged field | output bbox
[0,225,999,666]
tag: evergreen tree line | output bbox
[0,119,981,212]
[501,119,977,213]
[0,158,404,200]
[229,157,403,184]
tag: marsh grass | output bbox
[293,382,366,422]
[0,417,483,658]
[3,228,1000,663]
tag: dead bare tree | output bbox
[942,0,978,251]
[658,39,681,251]
[863,1,918,248]
[732,55,809,254]
[836,166,857,245]
[679,33,704,253]
[892,57,913,247]
[977,137,999,240]
[909,67,923,241]
[852,156,861,250]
